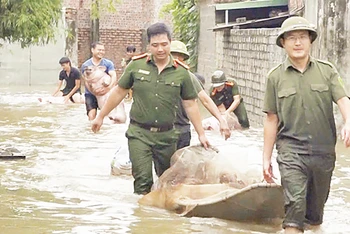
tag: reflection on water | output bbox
[1,86,350,234]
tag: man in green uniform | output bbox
[170,40,231,149]
[91,22,210,195]
[209,70,250,129]
[262,16,350,233]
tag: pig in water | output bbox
[202,112,242,132]
[84,66,126,123]
[38,96,84,104]
[202,104,242,132]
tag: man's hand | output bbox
[263,159,276,183]
[341,121,350,147]
[63,96,70,104]
[198,134,210,149]
[91,116,104,133]
[219,118,231,140]
[94,86,109,96]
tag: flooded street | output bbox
[1,86,350,234]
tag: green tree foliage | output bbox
[161,0,200,71]
[91,0,120,19]
[0,0,62,47]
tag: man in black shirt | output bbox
[52,57,84,103]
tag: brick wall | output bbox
[62,0,172,72]
[99,0,151,29]
[215,29,285,126]
[197,0,285,126]
[199,0,350,127]
[77,28,91,67]
[100,29,144,78]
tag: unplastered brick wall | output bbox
[99,29,143,78]
[77,28,91,67]
[63,0,80,9]
[100,0,155,29]
[62,0,172,71]
[216,28,285,126]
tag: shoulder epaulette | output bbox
[267,64,282,76]
[316,59,336,69]
[132,53,148,61]
[174,59,190,70]
[225,81,234,87]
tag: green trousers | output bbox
[277,152,335,231]
[233,102,250,128]
[126,124,178,194]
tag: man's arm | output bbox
[182,99,210,149]
[105,59,117,87]
[337,96,350,147]
[80,63,90,92]
[198,90,231,139]
[64,79,81,102]
[108,70,117,87]
[91,85,129,133]
[262,112,278,183]
[52,80,63,96]
[225,94,240,113]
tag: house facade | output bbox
[0,0,171,85]
[197,0,350,126]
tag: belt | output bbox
[130,119,174,132]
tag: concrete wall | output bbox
[197,0,217,89]
[305,0,350,88]
[0,22,66,86]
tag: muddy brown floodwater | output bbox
[1,86,350,234]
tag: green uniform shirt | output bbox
[209,80,240,109]
[263,57,347,155]
[118,54,198,127]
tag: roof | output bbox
[212,13,289,31]
[215,0,288,11]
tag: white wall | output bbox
[0,17,66,86]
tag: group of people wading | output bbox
[48,17,350,234]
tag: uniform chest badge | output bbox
[138,69,150,75]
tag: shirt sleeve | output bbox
[181,71,198,100]
[262,75,277,114]
[231,81,240,96]
[72,68,82,80]
[190,73,203,94]
[58,71,65,81]
[81,63,86,74]
[118,61,134,89]
[330,67,347,102]
[106,60,115,73]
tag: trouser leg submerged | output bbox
[126,124,177,194]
